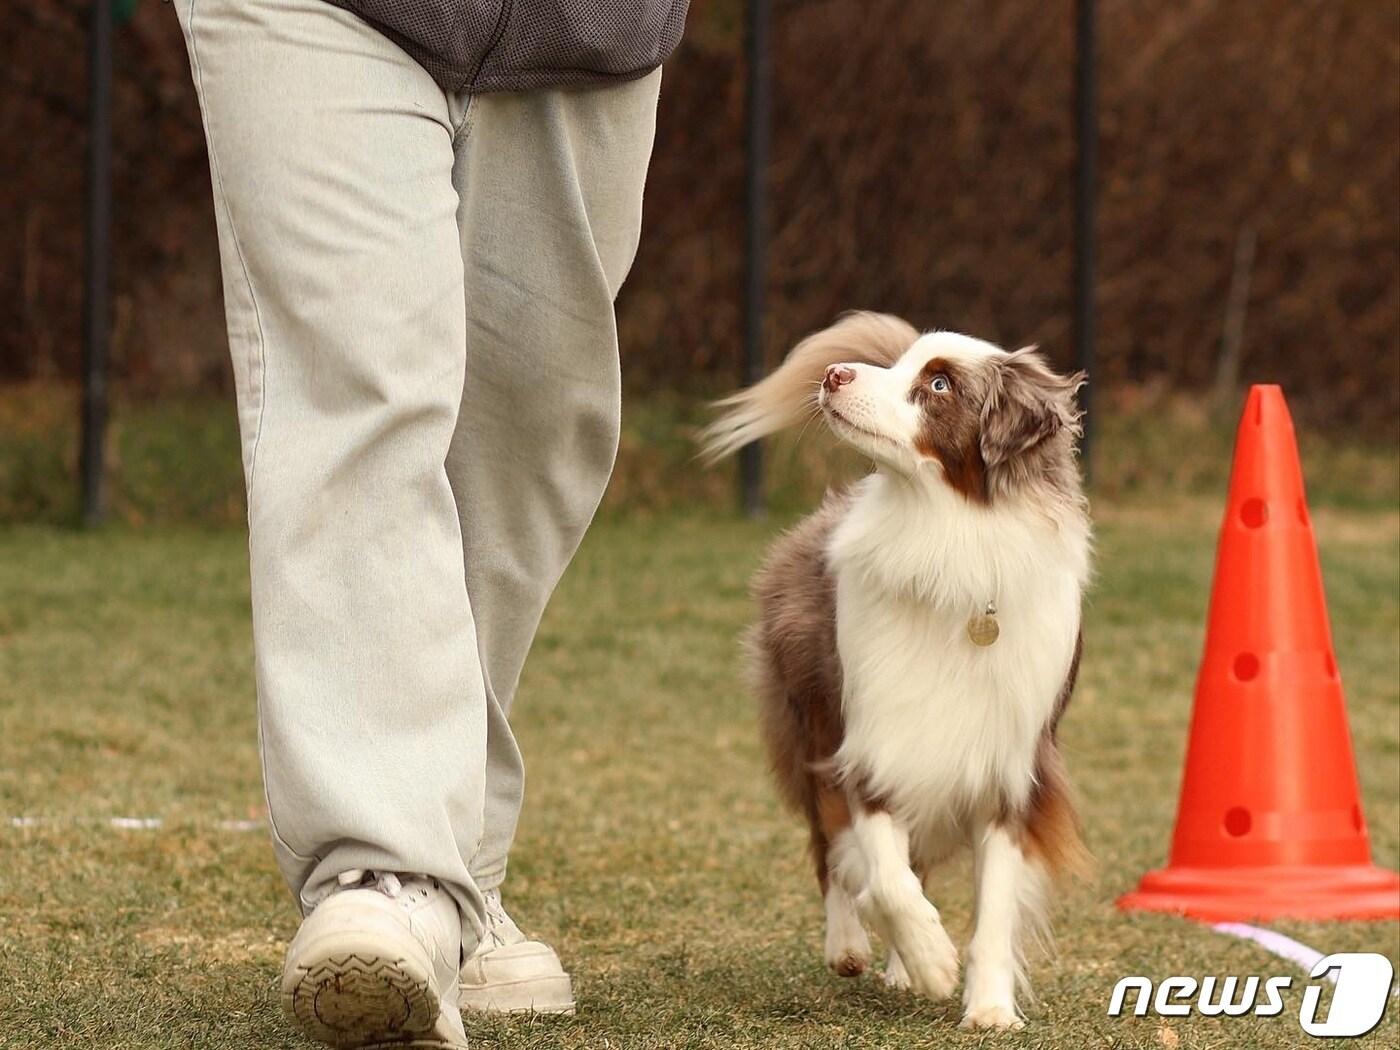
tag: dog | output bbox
[700,312,1091,1031]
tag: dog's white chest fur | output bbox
[828,474,1088,830]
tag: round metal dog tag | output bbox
[967,606,999,647]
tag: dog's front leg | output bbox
[841,807,958,1000]
[960,822,1041,1031]
[823,880,872,976]
[882,947,910,990]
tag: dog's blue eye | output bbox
[930,374,951,393]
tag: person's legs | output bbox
[174,0,488,956]
[446,70,662,892]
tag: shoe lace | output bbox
[481,888,511,948]
[337,868,405,898]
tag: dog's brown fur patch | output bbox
[1013,633,1090,879]
[745,490,853,889]
[1019,739,1091,880]
[911,357,990,502]
[979,349,1086,509]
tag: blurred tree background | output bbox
[1,0,1397,521]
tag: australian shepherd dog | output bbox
[701,313,1092,1031]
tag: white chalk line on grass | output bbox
[1211,922,1398,995]
[1212,922,1334,981]
[8,815,264,833]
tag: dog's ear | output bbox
[979,348,1085,469]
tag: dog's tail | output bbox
[1024,741,1094,884]
[697,311,919,463]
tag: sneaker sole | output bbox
[460,972,576,1016]
[283,948,445,1048]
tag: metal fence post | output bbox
[1074,0,1098,483]
[740,0,770,518]
[81,0,114,525]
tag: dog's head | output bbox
[817,331,1085,503]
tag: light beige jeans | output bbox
[174,0,659,950]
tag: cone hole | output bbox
[1233,653,1260,682]
[1224,807,1252,837]
[1297,498,1309,526]
[1353,804,1364,833]
[1240,498,1268,528]
[1325,651,1338,679]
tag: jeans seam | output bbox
[187,0,270,498]
[451,93,477,146]
[257,716,318,867]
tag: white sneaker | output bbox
[458,888,576,1016]
[281,870,469,1049]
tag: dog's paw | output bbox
[827,949,870,978]
[882,950,910,990]
[897,921,960,1001]
[824,895,872,977]
[912,950,959,1001]
[959,1004,1025,1032]
[823,914,872,976]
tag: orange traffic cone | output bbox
[1118,385,1400,921]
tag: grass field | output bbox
[0,491,1397,1048]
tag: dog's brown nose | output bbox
[824,365,856,392]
